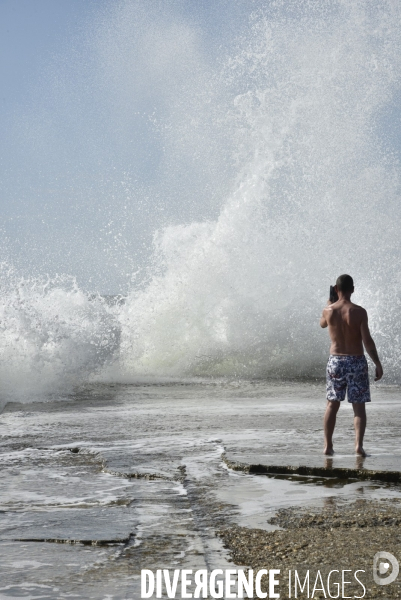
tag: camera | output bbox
[329,285,339,303]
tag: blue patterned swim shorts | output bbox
[326,355,371,403]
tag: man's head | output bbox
[336,274,354,295]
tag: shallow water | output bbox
[1,381,400,598]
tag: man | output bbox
[320,274,383,456]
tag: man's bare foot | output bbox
[355,446,367,457]
[324,447,334,456]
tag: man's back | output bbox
[324,299,365,355]
[320,274,383,457]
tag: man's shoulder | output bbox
[349,303,367,317]
[350,302,366,311]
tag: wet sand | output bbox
[0,381,400,598]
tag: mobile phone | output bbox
[329,285,338,302]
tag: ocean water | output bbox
[1,382,401,599]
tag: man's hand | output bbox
[361,312,383,380]
[375,363,383,381]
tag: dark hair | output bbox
[336,274,354,292]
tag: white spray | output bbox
[2,0,401,398]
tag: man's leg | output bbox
[353,403,367,456]
[324,400,340,455]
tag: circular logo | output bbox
[373,552,399,586]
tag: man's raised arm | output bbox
[360,310,383,381]
[320,301,334,328]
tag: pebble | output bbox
[218,498,401,598]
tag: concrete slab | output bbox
[223,451,401,483]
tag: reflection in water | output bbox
[355,455,366,470]
[324,455,367,471]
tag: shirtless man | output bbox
[320,274,383,456]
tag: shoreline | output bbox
[219,498,401,598]
[2,382,400,598]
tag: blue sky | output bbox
[0,1,253,292]
[1,1,400,294]
[0,0,248,113]
[0,1,95,110]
